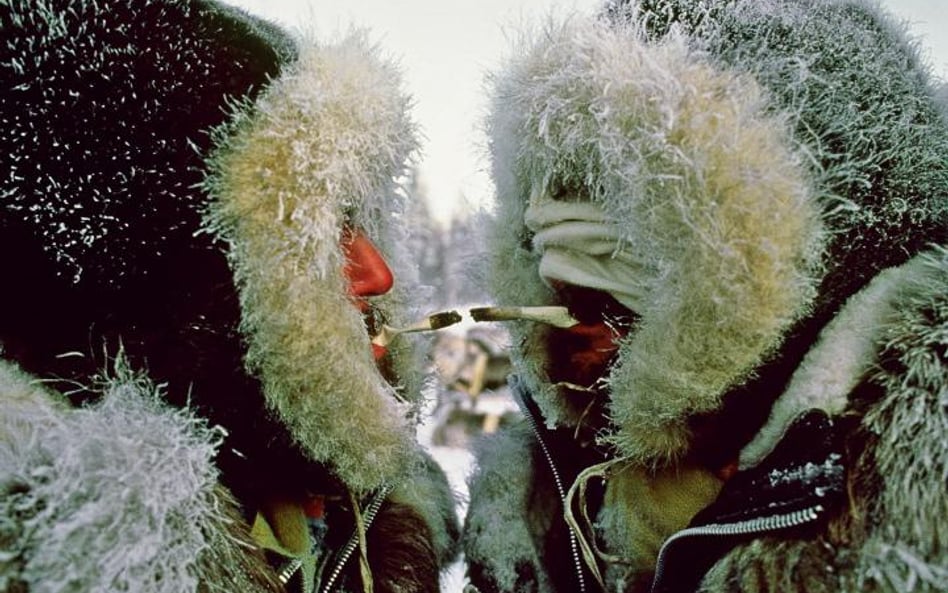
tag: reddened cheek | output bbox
[547,321,624,388]
[340,227,394,364]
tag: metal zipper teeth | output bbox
[650,504,825,593]
[515,391,589,593]
[320,484,392,593]
[277,557,304,585]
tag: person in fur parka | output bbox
[0,1,459,592]
[462,1,948,592]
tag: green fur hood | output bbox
[483,0,948,465]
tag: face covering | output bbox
[525,188,649,314]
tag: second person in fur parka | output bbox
[462,1,948,591]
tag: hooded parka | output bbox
[463,1,948,591]
[0,1,459,591]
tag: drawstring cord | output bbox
[319,483,393,593]
[564,458,632,590]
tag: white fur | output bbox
[463,423,554,593]
[739,254,933,468]
[0,361,261,593]
[203,32,424,492]
[485,15,823,463]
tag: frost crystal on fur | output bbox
[203,32,423,492]
[855,249,948,592]
[739,255,933,468]
[0,361,257,593]
[1,2,454,591]
[471,1,948,589]
[463,423,551,592]
[485,16,822,463]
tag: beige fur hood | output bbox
[202,31,426,492]
[483,0,948,466]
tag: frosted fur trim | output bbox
[855,248,948,592]
[463,423,553,593]
[697,535,846,592]
[740,253,934,468]
[0,361,271,593]
[697,248,948,592]
[203,32,421,492]
[387,451,461,567]
[486,16,823,463]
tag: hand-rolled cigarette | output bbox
[371,310,463,347]
[552,381,597,393]
[469,306,579,328]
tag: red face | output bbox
[341,226,394,361]
[533,283,637,441]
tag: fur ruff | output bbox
[463,423,553,593]
[739,254,934,468]
[485,16,823,464]
[0,360,280,593]
[1,3,456,591]
[363,501,440,593]
[203,32,423,492]
[474,0,948,590]
[699,248,948,592]
[387,452,462,569]
[853,248,948,591]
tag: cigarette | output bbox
[469,306,579,328]
[371,310,463,346]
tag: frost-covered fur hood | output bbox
[0,0,425,496]
[484,0,948,465]
[1,0,445,588]
[202,32,424,492]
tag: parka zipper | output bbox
[649,504,825,593]
[276,485,392,593]
[513,383,589,593]
[278,558,304,585]
[320,484,391,593]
